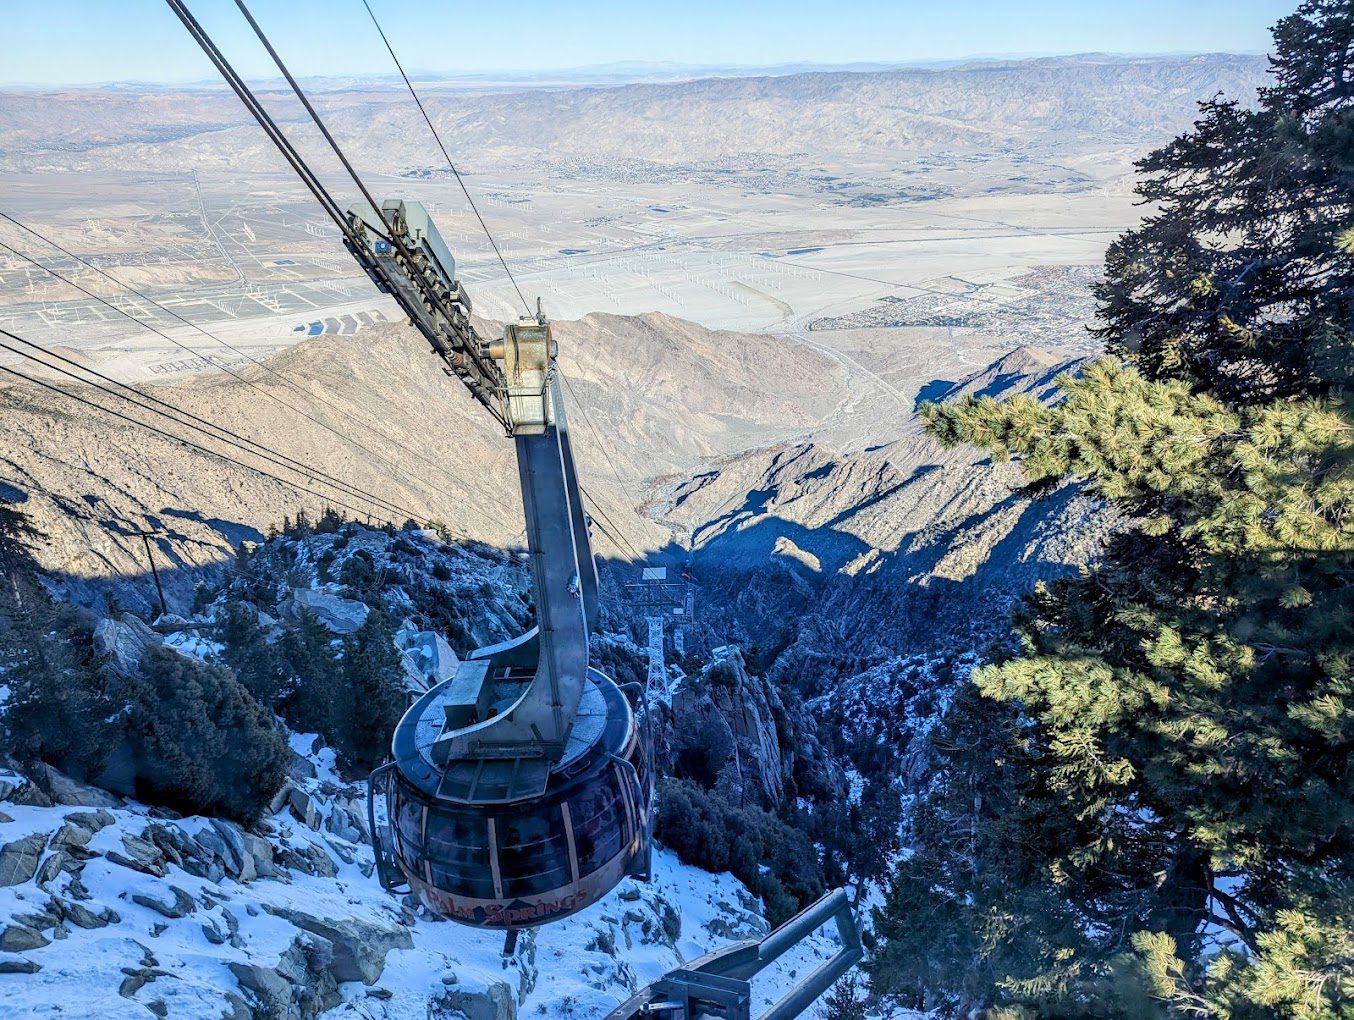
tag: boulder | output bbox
[288,589,369,636]
[12,902,61,932]
[0,923,50,952]
[230,933,341,1019]
[264,905,413,985]
[57,899,118,930]
[50,821,94,850]
[108,833,167,876]
[268,782,293,816]
[93,613,162,679]
[287,788,321,830]
[242,833,277,879]
[280,842,337,878]
[132,885,196,920]
[27,764,122,808]
[64,809,116,833]
[36,849,77,886]
[0,956,41,974]
[323,808,362,845]
[287,751,318,781]
[209,819,250,878]
[436,982,517,1020]
[229,962,293,1017]
[0,770,27,802]
[0,832,47,886]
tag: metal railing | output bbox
[604,886,863,1019]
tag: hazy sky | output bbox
[4,0,1295,86]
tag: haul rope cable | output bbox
[0,207,500,501]
[354,3,654,562]
[359,0,533,317]
[165,0,507,428]
[0,354,399,524]
[228,0,508,422]
[0,328,424,525]
[0,232,451,508]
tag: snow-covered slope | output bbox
[0,742,848,1019]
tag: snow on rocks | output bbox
[285,589,370,636]
[0,748,848,1019]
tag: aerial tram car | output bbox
[345,201,653,929]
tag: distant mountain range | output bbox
[0,52,1272,172]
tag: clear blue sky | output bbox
[4,0,1295,86]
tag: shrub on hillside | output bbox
[123,645,288,824]
[656,776,824,924]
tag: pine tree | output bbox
[0,499,111,779]
[215,601,283,705]
[822,973,870,1020]
[279,607,342,738]
[879,3,1354,1013]
[334,610,407,771]
[0,499,44,609]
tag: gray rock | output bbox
[57,899,118,930]
[323,808,362,845]
[289,588,370,635]
[229,962,293,1017]
[0,771,27,803]
[209,820,249,878]
[6,779,51,808]
[264,905,413,985]
[118,964,169,999]
[64,809,116,833]
[0,923,50,952]
[94,613,162,679]
[50,821,94,850]
[108,833,168,877]
[12,900,60,932]
[27,763,122,808]
[436,981,517,1020]
[0,956,41,974]
[242,833,276,879]
[287,787,320,830]
[131,886,196,919]
[268,782,292,816]
[281,842,337,878]
[230,933,342,1019]
[287,751,318,781]
[0,833,47,886]
[36,850,75,886]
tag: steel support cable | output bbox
[0,235,440,500]
[228,0,507,412]
[580,483,644,562]
[0,361,392,524]
[559,374,647,560]
[359,0,533,317]
[0,209,511,523]
[0,330,426,525]
[164,0,355,236]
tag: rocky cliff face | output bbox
[653,347,1111,693]
[661,649,843,812]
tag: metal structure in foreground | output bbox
[605,887,863,1019]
